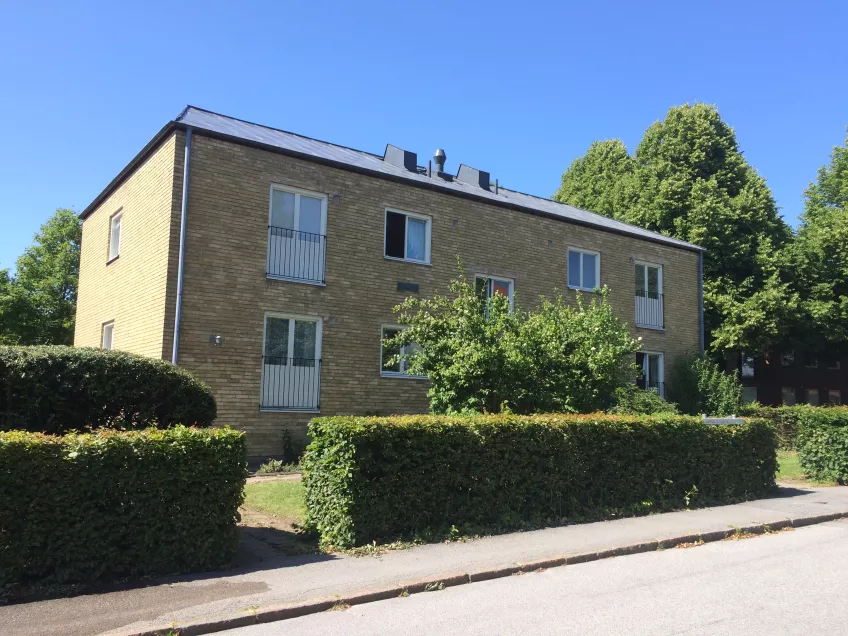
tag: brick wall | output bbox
[174,134,701,457]
[74,133,181,358]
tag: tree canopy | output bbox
[0,209,81,345]
[555,103,796,355]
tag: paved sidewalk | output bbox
[3,485,848,636]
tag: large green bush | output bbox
[665,351,742,416]
[741,404,848,450]
[0,346,216,434]
[392,272,640,414]
[302,414,777,548]
[797,423,848,483]
[0,426,247,597]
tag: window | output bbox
[381,325,425,378]
[827,356,841,370]
[636,351,664,396]
[807,388,820,406]
[741,386,758,404]
[782,387,797,406]
[741,353,755,378]
[567,248,600,291]
[475,275,514,311]
[634,262,663,329]
[804,352,819,368]
[781,350,795,367]
[384,209,431,264]
[261,314,322,411]
[267,185,328,284]
[829,390,842,405]
[101,321,114,350]
[108,211,122,261]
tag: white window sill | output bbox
[380,372,428,380]
[384,256,432,266]
[636,324,665,331]
[259,407,321,413]
[266,274,326,287]
[568,285,597,292]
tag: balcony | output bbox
[260,356,321,411]
[635,290,664,329]
[267,226,326,285]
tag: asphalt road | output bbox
[223,519,848,636]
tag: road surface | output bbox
[223,519,848,636]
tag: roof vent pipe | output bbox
[434,148,446,173]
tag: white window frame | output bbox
[384,208,432,265]
[267,184,328,285]
[638,351,664,397]
[567,247,601,291]
[474,274,515,312]
[108,210,122,262]
[634,260,663,296]
[260,312,323,412]
[101,321,114,350]
[380,324,426,379]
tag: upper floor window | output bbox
[267,185,327,285]
[101,321,114,350]
[380,325,425,378]
[385,209,431,264]
[635,262,663,329]
[741,353,755,378]
[475,275,514,312]
[781,350,795,367]
[567,248,599,291]
[108,211,122,261]
[804,352,819,368]
[826,355,841,370]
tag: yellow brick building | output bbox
[75,107,705,457]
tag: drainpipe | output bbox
[698,250,705,357]
[171,127,192,365]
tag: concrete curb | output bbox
[113,512,848,636]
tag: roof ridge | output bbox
[176,105,385,160]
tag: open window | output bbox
[101,321,114,350]
[475,274,514,312]
[384,209,431,264]
[108,211,122,262]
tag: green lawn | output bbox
[243,480,306,522]
[777,450,837,486]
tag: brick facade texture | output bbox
[75,131,701,457]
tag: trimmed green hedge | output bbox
[0,426,247,597]
[797,418,848,483]
[0,346,216,434]
[302,414,778,548]
[740,405,848,449]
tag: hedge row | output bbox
[0,426,247,596]
[740,404,848,449]
[0,346,216,434]
[302,414,778,548]
[797,417,848,483]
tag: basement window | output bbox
[384,209,431,264]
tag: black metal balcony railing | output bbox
[635,290,664,329]
[267,226,327,284]
[260,356,321,411]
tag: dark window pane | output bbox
[264,317,289,362]
[568,250,582,287]
[385,212,406,259]
[476,277,488,299]
[382,327,401,372]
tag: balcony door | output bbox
[635,262,663,328]
[268,186,327,284]
[636,352,664,396]
[261,314,322,411]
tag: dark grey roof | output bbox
[86,105,704,253]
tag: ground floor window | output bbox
[261,313,322,411]
[636,352,664,396]
[380,325,425,378]
[782,387,797,406]
[742,386,758,404]
[806,388,820,406]
[829,389,842,405]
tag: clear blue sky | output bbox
[1,1,846,270]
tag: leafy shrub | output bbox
[0,346,216,434]
[797,422,848,483]
[392,272,640,414]
[0,426,247,597]
[741,404,848,449]
[665,351,742,416]
[609,384,678,415]
[302,414,777,548]
[256,458,299,474]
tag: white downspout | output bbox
[171,127,192,364]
